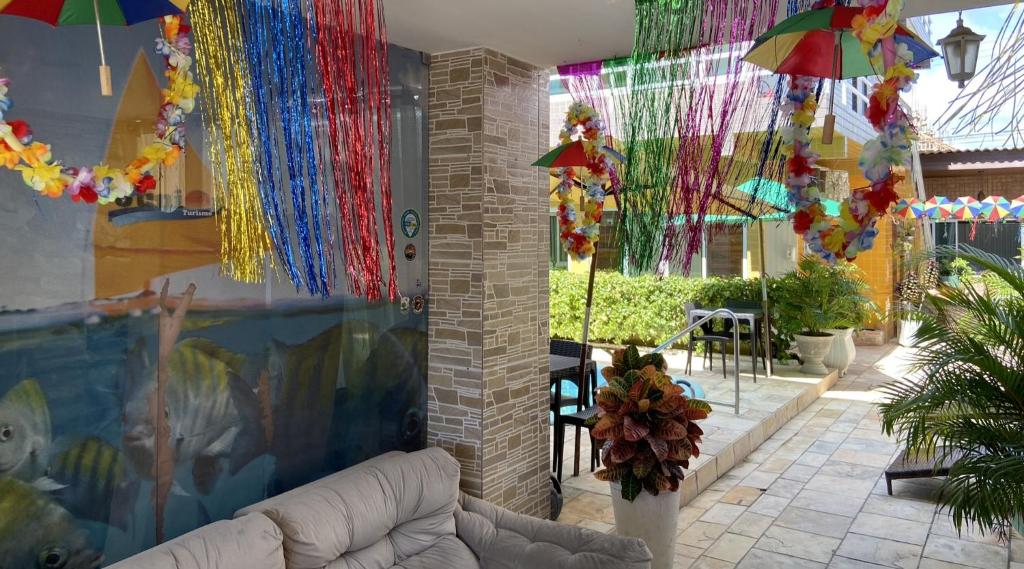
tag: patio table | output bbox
[688,308,765,382]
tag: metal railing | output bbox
[653,309,742,415]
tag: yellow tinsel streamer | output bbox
[190,0,270,283]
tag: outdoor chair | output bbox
[884,446,963,495]
[725,299,769,375]
[550,340,600,482]
[684,302,729,378]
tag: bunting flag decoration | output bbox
[190,0,397,299]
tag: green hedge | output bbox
[549,270,763,347]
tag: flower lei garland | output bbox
[555,101,621,260]
[786,0,913,263]
[0,15,197,205]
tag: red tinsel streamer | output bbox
[312,0,397,301]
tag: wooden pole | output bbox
[758,220,774,377]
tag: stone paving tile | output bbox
[929,512,1004,545]
[738,548,826,569]
[720,486,763,507]
[794,452,830,468]
[782,463,820,482]
[790,488,866,518]
[828,556,894,569]
[804,473,876,500]
[849,512,930,545]
[860,494,936,523]
[922,535,1008,569]
[690,557,735,569]
[679,521,729,549]
[918,560,986,569]
[700,503,748,525]
[747,494,791,517]
[756,526,841,563]
[765,477,804,499]
[775,506,854,539]
[704,533,757,564]
[728,511,775,539]
[836,534,922,569]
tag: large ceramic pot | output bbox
[898,319,922,347]
[824,328,856,377]
[794,332,834,375]
[610,483,678,569]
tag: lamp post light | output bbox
[937,13,985,88]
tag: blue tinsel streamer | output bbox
[242,0,331,296]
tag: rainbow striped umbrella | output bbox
[893,198,920,219]
[1010,196,1024,219]
[980,196,1012,222]
[952,196,981,220]
[0,0,190,95]
[925,196,954,220]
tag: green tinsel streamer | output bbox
[614,0,704,273]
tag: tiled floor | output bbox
[553,344,1022,569]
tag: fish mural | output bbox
[51,437,139,532]
[0,477,103,569]
[363,327,428,451]
[0,379,53,485]
[122,337,268,496]
[265,320,379,491]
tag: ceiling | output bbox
[383,0,1014,68]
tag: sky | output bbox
[907,4,1018,149]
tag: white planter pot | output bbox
[898,320,922,347]
[794,333,834,375]
[610,482,679,569]
[823,328,856,377]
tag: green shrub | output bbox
[549,270,764,347]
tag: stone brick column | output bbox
[427,48,551,517]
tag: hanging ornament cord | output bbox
[92,0,112,96]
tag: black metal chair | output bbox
[725,299,768,379]
[550,340,599,482]
[684,302,729,378]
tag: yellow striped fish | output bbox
[0,477,102,569]
[0,379,52,483]
[122,338,265,495]
[52,437,138,532]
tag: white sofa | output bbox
[108,448,652,569]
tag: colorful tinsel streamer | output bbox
[191,0,397,299]
[786,0,912,262]
[0,15,196,205]
[190,0,271,284]
[615,0,782,274]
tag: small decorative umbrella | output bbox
[979,196,1012,222]
[924,196,954,220]
[743,5,938,144]
[1010,196,1024,219]
[893,198,919,219]
[952,196,981,220]
[0,0,190,96]
[533,140,623,168]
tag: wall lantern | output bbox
[936,13,985,88]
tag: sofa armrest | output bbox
[455,493,652,569]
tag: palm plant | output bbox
[879,246,1024,537]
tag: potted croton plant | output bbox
[587,346,711,569]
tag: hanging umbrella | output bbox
[893,198,919,219]
[952,196,981,220]
[979,196,1012,222]
[1010,196,1024,220]
[743,5,939,144]
[533,140,623,168]
[924,196,953,220]
[0,1,190,96]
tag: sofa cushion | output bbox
[388,535,480,569]
[456,494,652,569]
[106,514,285,569]
[236,449,461,569]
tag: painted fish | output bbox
[0,379,52,483]
[265,320,379,491]
[363,327,428,450]
[122,338,266,495]
[51,437,139,532]
[0,477,102,569]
